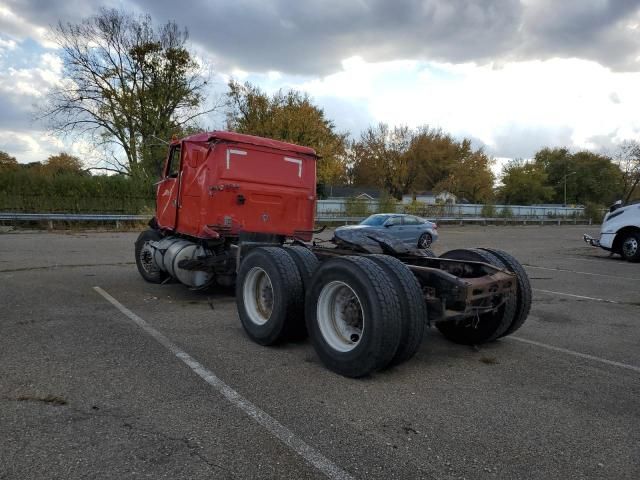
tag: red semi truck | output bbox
[136,131,531,377]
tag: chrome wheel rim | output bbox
[139,242,159,275]
[243,267,274,325]
[623,237,638,258]
[419,233,432,248]
[317,281,364,352]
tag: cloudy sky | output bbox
[2,0,640,169]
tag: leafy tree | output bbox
[349,123,414,199]
[498,159,554,204]
[570,151,623,205]
[408,128,473,191]
[534,147,623,205]
[435,150,494,203]
[42,153,86,176]
[43,9,213,179]
[0,151,18,171]
[226,81,348,186]
[615,141,640,203]
[350,124,493,201]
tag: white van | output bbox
[584,201,640,262]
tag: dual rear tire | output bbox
[236,245,531,376]
[236,247,427,377]
[305,256,403,377]
[235,247,305,345]
[436,248,531,345]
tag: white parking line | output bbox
[525,264,639,281]
[533,288,621,304]
[93,286,353,480]
[510,336,640,374]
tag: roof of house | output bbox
[327,187,382,199]
[404,191,456,197]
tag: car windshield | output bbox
[360,215,389,226]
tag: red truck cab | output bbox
[156,131,318,241]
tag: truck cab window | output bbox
[167,146,181,178]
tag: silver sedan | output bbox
[336,214,438,249]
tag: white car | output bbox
[584,201,640,262]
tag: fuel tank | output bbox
[151,237,214,288]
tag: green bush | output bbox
[344,197,371,217]
[583,202,605,222]
[403,200,425,216]
[376,192,397,214]
[0,169,154,213]
[481,204,496,217]
[498,206,513,218]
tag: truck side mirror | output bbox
[610,200,623,212]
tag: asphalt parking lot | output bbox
[1,224,638,479]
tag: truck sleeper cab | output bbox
[156,131,318,241]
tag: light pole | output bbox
[563,171,577,207]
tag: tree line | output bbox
[0,151,152,213]
[1,9,639,211]
[500,146,639,206]
[225,80,639,206]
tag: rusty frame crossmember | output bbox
[312,247,516,325]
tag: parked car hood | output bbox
[335,224,375,230]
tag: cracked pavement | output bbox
[1,226,639,479]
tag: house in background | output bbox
[324,186,382,200]
[402,191,457,205]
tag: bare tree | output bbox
[42,9,216,178]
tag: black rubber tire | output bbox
[283,246,320,340]
[436,249,517,345]
[305,256,402,377]
[619,232,640,262]
[284,246,320,291]
[478,248,532,337]
[369,255,427,366]
[236,247,304,345]
[418,232,433,249]
[134,229,167,284]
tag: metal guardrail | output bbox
[0,213,147,221]
[0,212,593,226]
[432,217,592,224]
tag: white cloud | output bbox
[285,56,640,158]
[0,36,17,53]
[0,4,57,49]
[0,51,72,163]
[0,129,102,166]
[3,0,640,167]
[0,52,64,98]
[0,130,56,162]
